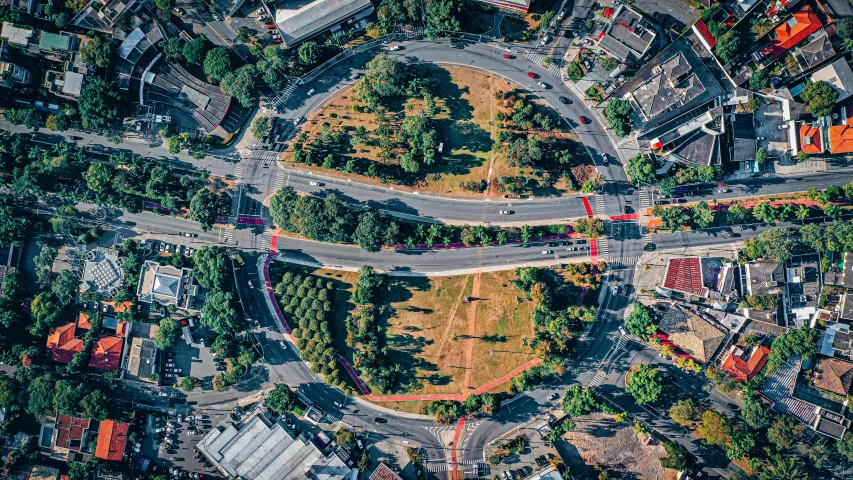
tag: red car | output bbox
[273,38,282,44]
[578,116,589,124]
[266,24,275,29]
[503,54,512,59]
[526,72,536,78]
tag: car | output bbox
[155,427,165,433]
[333,400,344,408]
[618,326,627,335]
[542,250,553,255]
[159,242,166,252]
[389,45,401,51]
[374,417,387,423]
[267,24,276,29]
[558,96,571,104]
[624,206,630,214]
[548,392,559,400]
[503,53,513,59]
[159,392,169,397]
[170,457,183,461]
[718,188,729,193]
[167,427,176,434]
[602,154,609,164]
[248,280,254,289]
[547,242,558,247]
[644,243,656,251]
[273,38,283,44]
[293,116,303,125]
[499,210,512,215]
[256,7,265,14]
[726,233,741,238]
[561,241,570,246]
[612,286,619,295]
[538,82,550,89]
[167,422,177,428]
[540,36,551,45]
[576,239,587,244]
[526,72,536,78]
[279,340,287,349]
[727,403,741,411]
[578,116,589,124]
[166,362,175,367]
[173,7,185,15]
[212,13,221,21]
[309,181,324,186]
[184,232,197,237]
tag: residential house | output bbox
[841,294,853,321]
[662,257,706,296]
[596,5,656,63]
[136,261,197,310]
[744,260,784,296]
[824,252,853,287]
[797,122,823,155]
[658,305,726,363]
[753,7,823,64]
[88,335,123,371]
[813,356,853,397]
[828,105,853,155]
[369,464,402,480]
[810,57,853,104]
[0,22,33,46]
[46,313,88,364]
[720,344,770,382]
[95,420,129,461]
[44,414,92,461]
[28,465,60,480]
[0,41,31,89]
[795,32,835,72]
[820,322,853,358]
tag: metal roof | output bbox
[275,0,372,46]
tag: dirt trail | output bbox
[433,275,471,360]
[463,272,482,388]
[485,76,498,198]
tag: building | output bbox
[0,41,31,89]
[71,0,136,33]
[124,336,158,382]
[197,408,357,480]
[596,5,656,63]
[46,314,88,364]
[649,106,723,166]
[754,7,822,63]
[0,22,33,46]
[0,0,36,13]
[828,105,853,154]
[38,32,72,53]
[658,305,726,363]
[825,252,853,287]
[744,260,784,296]
[136,261,197,310]
[80,247,125,298]
[519,466,565,480]
[663,257,706,296]
[720,344,770,382]
[730,113,757,163]
[369,464,402,480]
[274,0,374,48]
[810,57,853,104]
[658,256,736,304]
[798,122,823,155]
[820,322,853,358]
[46,414,92,461]
[29,465,60,480]
[88,335,123,371]
[813,357,853,397]
[473,0,529,11]
[95,420,129,461]
[795,32,835,72]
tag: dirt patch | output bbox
[558,412,677,480]
[571,165,598,186]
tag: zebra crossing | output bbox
[234,161,247,180]
[605,256,641,269]
[261,229,274,252]
[522,51,562,76]
[244,151,279,163]
[588,335,629,387]
[272,82,299,109]
[594,194,605,216]
[596,238,609,258]
[405,26,424,38]
[274,169,287,190]
[223,225,235,243]
[638,188,653,210]
[424,459,484,473]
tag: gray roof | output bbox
[745,260,784,296]
[119,28,146,60]
[797,33,835,70]
[630,53,707,120]
[62,71,84,96]
[275,0,373,46]
[127,337,157,378]
[731,113,756,162]
[811,57,853,103]
[152,273,181,297]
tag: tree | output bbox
[180,376,200,391]
[80,389,110,420]
[251,116,270,138]
[30,293,61,335]
[221,64,261,108]
[625,364,663,405]
[692,201,715,229]
[269,186,299,229]
[78,78,124,131]
[770,326,820,362]
[5,108,42,127]
[658,206,688,232]
[800,80,839,117]
[768,414,803,451]
[189,187,219,231]
[26,374,56,416]
[670,398,699,425]
[52,270,79,306]
[355,54,407,102]
[84,163,113,192]
[626,154,655,185]
[752,201,777,222]
[53,380,87,415]
[0,197,25,246]
[759,227,793,263]
[716,30,742,63]
[183,37,209,65]
[727,428,755,460]
[604,99,632,137]
[154,0,174,10]
[755,147,768,163]
[266,383,299,415]
[425,400,462,424]
[697,410,732,447]
[0,377,18,408]
[153,318,179,349]
[424,0,461,39]
[297,41,322,67]
[742,237,766,261]
[352,211,386,252]
[203,47,232,82]
[81,36,116,68]
[192,247,229,290]
[200,290,240,333]
[161,37,183,62]
[749,70,768,91]
[574,217,604,238]
[237,26,250,43]
[838,18,853,40]
[561,385,603,416]
[625,303,655,339]
[727,203,749,224]
[660,441,691,470]
[741,391,773,429]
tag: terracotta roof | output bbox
[663,257,705,295]
[116,321,129,337]
[799,123,823,154]
[77,312,92,331]
[95,419,129,461]
[658,306,725,363]
[46,322,83,364]
[760,7,822,60]
[814,357,853,396]
[369,464,402,480]
[54,414,91,452]
[694,20,716,48]
[88,335,123,371]
[830,105,853,153]
[721,344,770,382]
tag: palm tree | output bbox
[796,204,810,222]
[428,223,441,243]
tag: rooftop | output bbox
[731,113,757,162]
[658,306,726,363]
[796,32,835,70]
[720,344,770,382]
[663,257,706,296]
[814,357,853,397]
[597,5,656,62]
[137,261,196,308]
[829,105,853,154]
[799,123,823,154]
[126,336,158,380]
[46,322,83,365]
[54,414,91,453]
[80,247,124,297]
[275,0,373,47]
[88,335,123,371]
[759,7,822,60]
[369,464,402,480]
[0,21,33,46]
[745,260,784,296]
[38,32,71,51]
[29,465,60,480]
[810,57,853,104]
[95,420,128,462]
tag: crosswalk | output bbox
[244,151,280,163]
[594,194,605,216]
[405,26,424,38]
[223,225,235,243]
[261,229,274,252]
[588,335,629,387]
[596,238,609,258]
[272,82,299,109]
[523,51,562,76]
[274,169,287,190]
[606,256,641,268]
[638,188,652,211]
[424,459,484,473]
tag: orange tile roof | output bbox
[47,322,83,364]
[830,106,853,153]
[95,419,129,461]
[720,345,770,382]
[54,414,90,452]
[760,7,822,59]
[88,335,123,371]
[77,312,92,331]
[799,124,823,154]
[814,357,853,396]
[116,321,129,338]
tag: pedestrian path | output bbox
[594,194,605,216]
[523,51,562,76]
[581,196,594,217]
[588,335,628,387]
[274,169,287,190]
[260,229,273,252]
[223,225,235,243]
[272,82,298,109]
[639,188,652,211]
[234,161,247,180]
[597,238,609,258]
[244,151,279,163]
[606,257,640,269]
[425,459,484,472]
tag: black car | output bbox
[374,417,388,423]
[547,242,558,247]
[644,243,656,251]
[558,96,571,104]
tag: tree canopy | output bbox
[203,47,232,82]
[192,246,229,290]
[183,37,209,65]
[801,80,839,117]
[625,303,655,339]
[626,154,655,185]
[715,30,742,63]
[266,383,299,416]
[200,290,240,334]
[604,99,632,137]
[81,36,116,68]
[221,64,261,108]
[78,78,124,131]
[189,187,219,231]
[625,364,663,405]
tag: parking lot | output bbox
[134,406,228,477]
[165,329,224,389]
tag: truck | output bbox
[234,253,245,266]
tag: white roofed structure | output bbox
[275,0,373,48]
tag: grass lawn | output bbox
[282,65,585,198]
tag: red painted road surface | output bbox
[263,232,292,334]
[590,238,598,263]
[609,213,639,221]
[581,196,594,217]
[451,417,466,478]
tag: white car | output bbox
[279,340,287,349]
[155,427,165,433]
[499,210,512,215]
[159,392,169,397]
[619,326,627,335]
[612,286,619,295]
[333,401,343,408]
[212,13,221,21]
[542,250,553,255]
[293,117,303,125]
[538,81,545,87]
[389,45,401,51]
[540,36,550,45]
[309,181,324,186]
[256,7,265,14]
[248,280,254,288]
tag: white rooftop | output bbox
[1,21,34,46]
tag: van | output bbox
[235,253,245,266]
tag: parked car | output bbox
[279,340,287,349]
[542,250,553,255]
[273,38,283,44]
[212,13,221,21]
[578,116,590,124]
[558,96,571,104]
[333,401,344,408]
[499,210,513,215]
[267,24,276,29]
